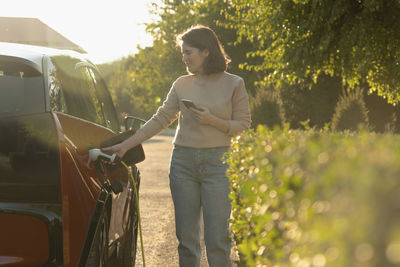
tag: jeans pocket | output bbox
[170,147,194,181]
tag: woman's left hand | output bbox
[190,105,230,133]
[190,106,213,125]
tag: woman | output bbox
[104,25,251,267]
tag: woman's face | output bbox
[181,42,209,75]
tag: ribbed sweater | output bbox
[134,71,251,148]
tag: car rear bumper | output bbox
[0,203,63,266]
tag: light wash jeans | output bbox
[169,145,232,267]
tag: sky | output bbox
[0,0,159,64]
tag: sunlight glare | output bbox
[0,0,158,63]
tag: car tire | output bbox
[120,201,139,266]
[86,211,109,267]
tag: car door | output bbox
[47,55,132,266]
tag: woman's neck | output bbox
[195,71,223,81]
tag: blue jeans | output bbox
[169,146,232,267]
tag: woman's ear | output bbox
[202,49,210,57]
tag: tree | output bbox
[225,0,400,104]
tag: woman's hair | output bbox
[176,25,230,75]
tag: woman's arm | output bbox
[226,78,251,136]
[103,84,180,158]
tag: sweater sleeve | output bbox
[134,83,180,143]
[227,78,251,136]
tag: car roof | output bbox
[0,41,89,72]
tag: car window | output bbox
[49,67,68,114]
[0,114,60,202]
[88,68,120,132]
[75,66,105,125]
[0,57,45,116]
[49,56,105,126]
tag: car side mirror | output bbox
[124,116,146,131]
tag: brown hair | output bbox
[176,25,230,75]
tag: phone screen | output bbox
[181,99,196,109]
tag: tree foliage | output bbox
[225,0,400,104]
[107,48,178,119]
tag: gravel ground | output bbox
[134,132,239,267]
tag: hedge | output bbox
[226,125,400,266]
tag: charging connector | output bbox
[89,148,119,163]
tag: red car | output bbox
[0,42,144,266]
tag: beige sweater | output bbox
[134,71,251,148]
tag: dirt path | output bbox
[134,134,179,267]
[134,133,238,267]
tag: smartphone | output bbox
[181,99,200,110]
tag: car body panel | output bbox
[0,42,84,69]
[0,213,49,266]
[0,202,63,265]
[52,112,116,266]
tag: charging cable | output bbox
[88,148,145,266]
[121,160,146,267]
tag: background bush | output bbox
[331,87,369,131]
[250,87,285,129]
[226,126,400,266]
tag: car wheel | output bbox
[87,211,109,267]
[121,204,139,266]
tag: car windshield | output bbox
[0,57,44,116]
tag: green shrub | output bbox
[226,126,400,266]
[331,87,369,131]
[250,87,285,128]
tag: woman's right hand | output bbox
[103,131,143,160]
[102,143,128,159]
